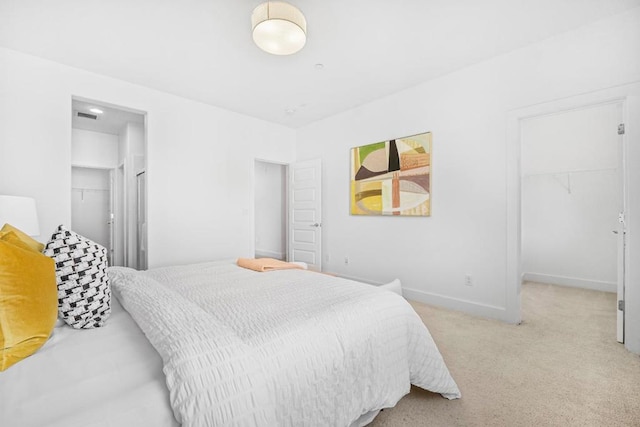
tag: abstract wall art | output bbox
[350,132,431,216]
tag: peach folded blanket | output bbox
[237,257,303,272]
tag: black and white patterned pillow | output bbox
[44,225,111,329]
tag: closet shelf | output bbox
[72,187,109,192]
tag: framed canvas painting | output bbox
[350,132,431,216]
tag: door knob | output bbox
[309,223,321,228]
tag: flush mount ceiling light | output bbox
[251,1,306,55]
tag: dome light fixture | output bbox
[251,2,306,55]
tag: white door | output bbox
[108,169,115,266]
[136,171,147,270]
[288,159,322,271]
[616,118,626,343]
[616,217,626,343]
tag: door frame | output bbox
[506,86,633,344]
[71,95,149,268]
[117,162,126,267]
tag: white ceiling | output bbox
[72,99,145,135]
[1,0,639,128]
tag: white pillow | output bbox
[380,279,403,296]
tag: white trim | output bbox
[522,273,616,293]
[327,272,507,321]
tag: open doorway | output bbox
[254,160,287,260]
[71,167,112,263]
[519,101,625,342]
[71,97,147,269]
[253,158,323,271]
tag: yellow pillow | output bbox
[1,223,45,253]
[0,232,58,371]
[0,230,37,253]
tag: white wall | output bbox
[295,6,640,343]
[71,129,119,168]
[254,161,286,259]
[71,166,110,190]
[0,46,296,267]
[521,103,621,292]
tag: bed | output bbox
[0,260,460,426]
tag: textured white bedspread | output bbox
[110,261,460,427]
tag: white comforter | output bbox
[109,261,460,427]
[0,297,178,427]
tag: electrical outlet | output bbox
[465,274,472,286]
[344,256,349,265]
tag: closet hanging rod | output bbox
[523,167,617,177]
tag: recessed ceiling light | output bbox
[315,63,324,70]
[89,108,103,114]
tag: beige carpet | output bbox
[371,282,640,426]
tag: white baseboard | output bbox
[402,287,508,322]
[325,271,508,322]
[522,272,616,293]
[328,272,383,286]
[255,249,285,260]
